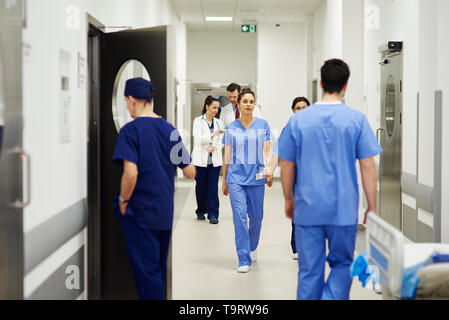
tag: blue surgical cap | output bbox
[124,77,155,102]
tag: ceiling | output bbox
[171,0,324,31]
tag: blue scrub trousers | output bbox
[294,224,357,300]
[195,164,221,220]
[119,214,171,300]
[228,183,265,267]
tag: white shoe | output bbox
[250,250,257,262]
[237,265,250,273]
[292,253,298,260]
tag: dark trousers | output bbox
[195,164,221,220]
[119,215,171,300]
[291,221,297,254]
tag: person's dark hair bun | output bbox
[238,88,256,103]
[202,95,220,115]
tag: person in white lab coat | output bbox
[220,83,262,128]
[191,96,225,224]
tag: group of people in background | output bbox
[112,58,382,301]
[191,83,312,267]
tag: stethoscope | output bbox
[201,115,222,131]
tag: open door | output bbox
[88,23,168,299]
[0,0,25,300]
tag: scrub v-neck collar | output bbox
[237,117,256,131]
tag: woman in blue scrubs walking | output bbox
[112,78,196,300]
[269,96,311,260]
[222,88,274,273]
[289,97,310,260]
[191,96,225,224]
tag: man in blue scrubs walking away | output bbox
[275,59,382,300]
[112,78,196,300]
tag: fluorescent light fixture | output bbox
[205,16,233,22]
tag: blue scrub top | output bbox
[207,119,214,165]
[223,118,274,186]
[275,103,382,226]
[112,117,191,230]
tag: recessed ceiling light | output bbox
[205,16,233,22]
[240,9,264,13]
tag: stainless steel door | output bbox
[0,0,25,299]
[190,84,230,152]
[378,52,403,230]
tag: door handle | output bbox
[8,147,31,208]
[376,128,386,148]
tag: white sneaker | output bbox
[250,250,257,262]
[237,265,250,273]
[292,253,298,260]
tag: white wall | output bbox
[363,0,420,228]
[436,0,449,243]
[363,0,449,242]
[342,0,364,113]
[312,0,343,99]
[364,0,419,178]
[257,23,307,136]
[187,31,257,85]
[311,0,364,110]
[22,0,186,298]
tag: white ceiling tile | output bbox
[238,0,272,10]
[171,0,202,12]
[176,0,324,31]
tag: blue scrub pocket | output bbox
[113,194,134,218]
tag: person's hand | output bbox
[266,176,274,187]
[363,208,375,225]
[204,145,212,153]
[222,182,229,196]
[263,167,271,178]
[120,202,128,216]
[204,145,216,153]
[285,197,294,220]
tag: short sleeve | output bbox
[112,124,139,166]
[222,127,232,146]
[265,121,274,142]
[275,119,296,162]
[169,127,192,169]
[356,115,383,160]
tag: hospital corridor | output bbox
[1,0,449,306]
[172,178,381,300]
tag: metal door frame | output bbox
[190,83,229,153]
[189,83,254,152]
[0,0,25,299]
[86,13,105,300]
[378,44,403,230]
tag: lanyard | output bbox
[201,115,221,130]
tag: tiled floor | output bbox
[173,178,382,300]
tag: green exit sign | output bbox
[241,24,256,33]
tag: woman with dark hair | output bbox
[291,97,311,113]
[269,96,311,260]
[222,88,274,273]
[289,97,310,259]
[191,95,225,224]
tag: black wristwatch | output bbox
[119,196,129,204]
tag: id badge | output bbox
[256,169,264,181]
